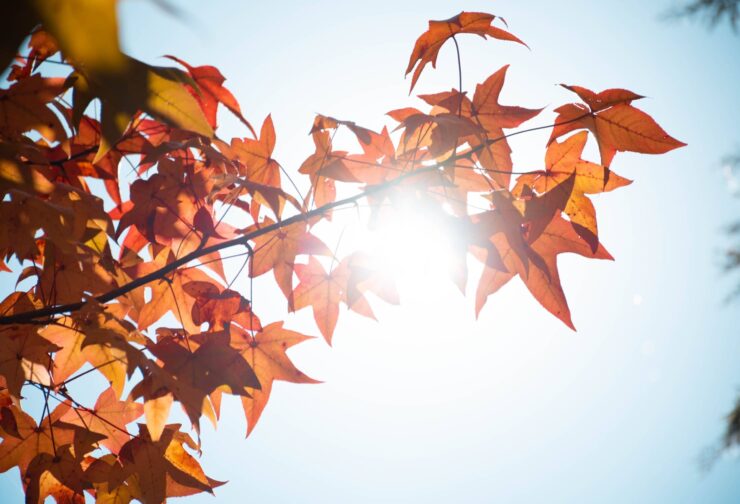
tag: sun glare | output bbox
[350,193,459,302]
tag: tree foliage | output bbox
[0,2,684,502]
[669,0,740,452]
[669,0,740,30]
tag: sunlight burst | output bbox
[352,193,459,302]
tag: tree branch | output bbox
[0,114,589,325]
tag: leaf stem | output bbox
[451,35,463,115]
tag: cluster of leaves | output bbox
[0,3,683,503]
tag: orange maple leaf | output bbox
[0,404,76,475]
[23,428,105,504]
[60,387,143,454]
[513,132,632,251]
[248,219,330,309]
[0,75,68,141]
[230,115,281,188]
[42,303,142,398]
[165,55,255,134]
[229,322,318,436]
[182,281,261,332]
[475,214,613,329]
[0,325,58,399]
[293,257,348,345]
[129,246,221,332]
[470,65,542,188]
[117,424,222,504]
[406,11,527,92]
[549,84,686,167]
[133,330,259,435]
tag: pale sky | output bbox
[2,1,740,502]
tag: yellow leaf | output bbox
[31,0,125,75]
[143,393,173,443]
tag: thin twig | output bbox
[59,359,119,387]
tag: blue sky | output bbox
[3,0,740,502]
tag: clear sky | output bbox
[3,0,740,502]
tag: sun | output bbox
[341,190,461,304]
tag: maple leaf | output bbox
[223,115,299,219]
[406,11,527,92]
[419,88,473,117]
[475,214,613,328]
[68,58,214,161]
[182,281,261,332]
[151,331,260,396]
[117,424,221,504]
[28,0,124,77]
[0,406,20,440]
[36,244,118,305]
[0,403,77,476]
[211,172,300,221]
[470,65,543,188]
[386,106,435,158]
[0,75,68,142]
[228,322,318,436]
[472,65,543,132]
[165,55,255,134]
[127,246,222,332]
[84,453,135,504]
[0,142,55,198]
[343,127,404,186]
[132,330,260,435]
[1,186,118,301]
[471,189,538,277]
[559,85,644,113]
[23,28,60,72]
[293,257,350,345]
[23,428,105,504]
[248,219,331,310]
[310,114,374,146]
[299,130,359,191]
[512,132,632,251]
[116,158,223,252]
[437,158,494,213]
[0,193,62,260]
[48,116,150,208]
[549,84,686,167]
[305,115,386,211]
[42,303,145,397]
[0,292,42,321]
[230,115,281,187]
[0,325,58,399]
[418,67,542,188]
[60,387,143,454]
[25,465,87,504]
[394,111,485,159]
[115,174,170,244]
